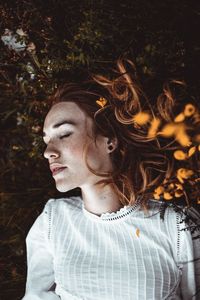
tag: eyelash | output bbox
[60,133,72,139]
[43,133,72,145]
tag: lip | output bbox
[49,164,67,176]
[52,167,67,176]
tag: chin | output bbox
[55,182,76,193]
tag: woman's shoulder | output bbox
[44,195,82,214]
[145,199,198,237]
[142,198,179,221]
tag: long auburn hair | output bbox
[48,59,193,208]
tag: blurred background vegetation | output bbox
[0,0,199,299]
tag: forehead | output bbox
[43,102,88,129]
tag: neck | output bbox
[81,182,124,216]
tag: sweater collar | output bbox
[82,197,141,222]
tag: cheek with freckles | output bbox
[53,141,94,192]
[52,132,110,192]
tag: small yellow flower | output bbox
[184,104,196,117]
[96,97,107,108]
[147,117,161,138]
[163,192,173,200]
[173,150,188,160]
[159,123,192,147]
[153,185,164,200]
[133,111,151,125]
[160,123,176,137]
[174,190,184,198]
[188,146,196,157]
[175,126,191,147]
[169,183,175,189]
[175,183,183,190]
[176,168,194,183]
[174,112,185,123]
[154,186,164,195]
[153,193,161,200]
[177,176,184,184]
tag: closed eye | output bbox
[60,133,72,139]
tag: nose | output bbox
[43,143,60,159]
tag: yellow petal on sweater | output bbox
[136,228,140,237]
[173,150,188,160]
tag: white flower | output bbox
[30,73,35,80]
[1,29,13,46]
[26,62,35,74]
[16,76,24,82]
[1,28,27,52]
[25,62,36,79]
[11,36,26,52]
[16,112,23,125]
[16,28,27,37]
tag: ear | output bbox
[106,137,118,153]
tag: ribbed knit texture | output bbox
[22,196,200,300]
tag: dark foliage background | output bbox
[0,0,199,299]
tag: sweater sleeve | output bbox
[178,210,200,300]
[21,199,60,300]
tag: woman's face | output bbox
[43,102,113,192]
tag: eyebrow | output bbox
[43,119,77,137]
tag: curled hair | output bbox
[48,59,199,209]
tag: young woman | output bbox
[22,59,200,300]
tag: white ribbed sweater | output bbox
[22,196,200,300]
